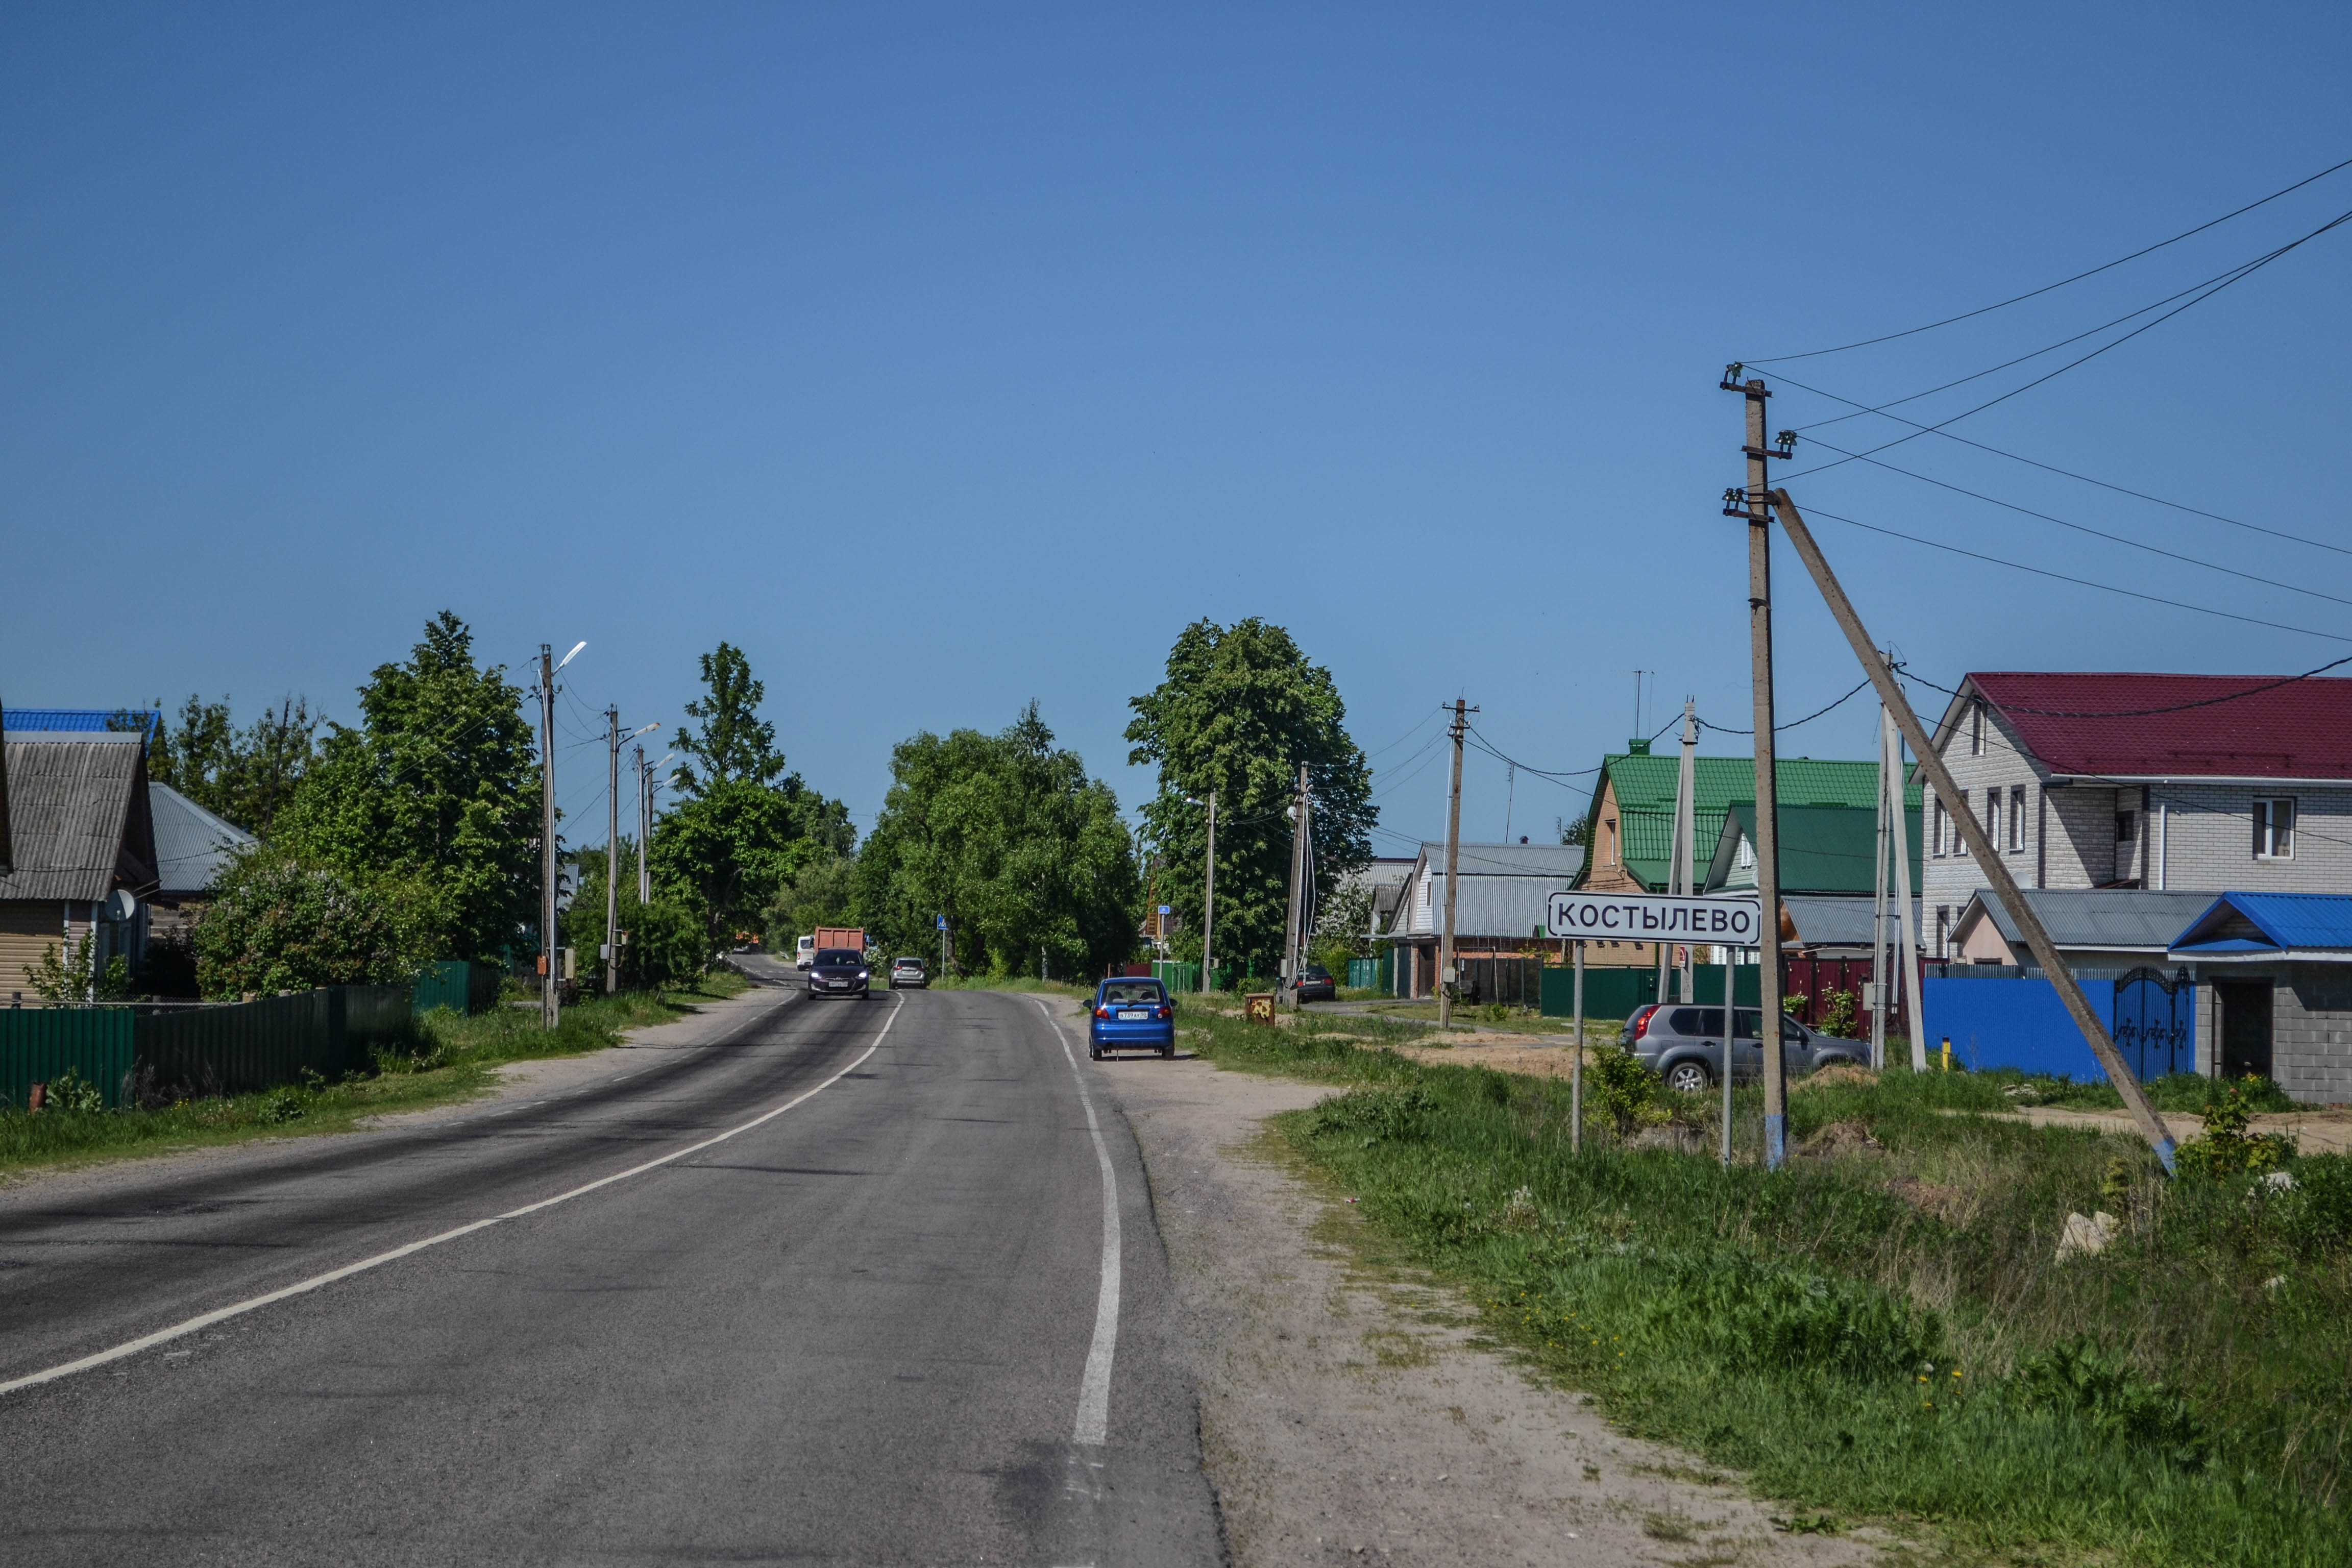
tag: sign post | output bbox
[1549,892,1764,1161]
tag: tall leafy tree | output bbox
[857,704,1138,978]
[649,642,852,953]
[1125,618,1374,979]
[671,642,782,793]
[273,612,539,962]
[112,695,318,836]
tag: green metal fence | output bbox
[412,960,499,1016]
[1537,963,1761,1021]
[0,1007,136,1110]
[0,984,421,1111]
[1152,961,1201,994]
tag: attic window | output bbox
[1604,818,1617,865]
[1970,704,1984,756]
[1735,835,1755,870]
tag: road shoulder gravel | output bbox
[1098,1055,1889,1566]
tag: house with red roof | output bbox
[1918,672,2352,961]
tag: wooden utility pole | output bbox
[538,645,560,1031]
[1767,487,2179,1170]
[1726,371,1787,1167]
[1199,790,1217,995]
[1281,764,1312,1005]
[1438,699,1474,1028]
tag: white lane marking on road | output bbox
[1032,996,1120,1448]
[0,996,905,1399]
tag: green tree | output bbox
[192,848,433,998]
[21,932,132,1004]
[561,845,708,991]
[671,642,783,793]
[763,855,859,951]
[1125,619,1374,980]
[857,704,1139,978]
[272,612,538,962]
[111,695,318,836]
[648,643,852,955]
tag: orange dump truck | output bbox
[813,926,867,953]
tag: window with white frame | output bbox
[1984,791,2000,852]
[1933,796,1948,856]
[2255,797,2296,859]
[1970,703,1984,756]
[2009,785,2027,852]
[1735,833,1755,870]
[1952,789,1970,856]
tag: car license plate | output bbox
[1118,1009,1147,1020]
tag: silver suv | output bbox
[1620,1004,1870,1094]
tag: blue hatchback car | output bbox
[1088,978,1175,1059]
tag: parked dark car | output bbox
[1291,963,1337,1003]
[1088,978,1175,1059]
[889,957,928,990]
[1619,1003,1869,1093]
[807,947,869,1000]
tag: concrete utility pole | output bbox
[1438,699,1474,1028]
[634,743,650,904]
[605,708,621,995]
[538,645,560,1031]
[1871,701,1891,1072]
[1886,706,1926,1071]
[1725,371,1787,1167]
[1199,790,1217,995]
[1766,487,2179,1170]
[1281,764,1311,1004]
[1657,699,1699,1004]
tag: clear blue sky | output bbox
[7,3,2349,854]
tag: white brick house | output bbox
[1917,672,2352,959]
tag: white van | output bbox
[796,935,816,970]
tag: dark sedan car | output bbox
[1088,979,1174,1059]
[807,947,869,1000]
[1290,963,1337,1004]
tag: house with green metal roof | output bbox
[1574,740,1920,895]
[1704,802,1922,896]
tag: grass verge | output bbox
[1181,1005,2352,1567]
[0,972,750,1179]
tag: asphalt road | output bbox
[0,963,1219,1565]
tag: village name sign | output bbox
[1545,891,1763,947]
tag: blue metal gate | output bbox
[2112,967,2193,1081]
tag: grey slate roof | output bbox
[150,781,257,896]
[1415,841,1585,878]
[1784,895,1924,950]
[1958,888,2219,953]
[0,732,156,901]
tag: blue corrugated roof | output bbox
[2170,891,2352,955]
[4,708,159,735]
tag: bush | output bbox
[2173,1080,2295,1181]
[2008,1340,2210,1469]
[1660,1250,1940,1382]
[43,1066,106,1114]
[1587,1044,1656,1137]
[194,848,434,998]
[1309,1085,1433,1145]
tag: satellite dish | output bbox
[105,889,138,922]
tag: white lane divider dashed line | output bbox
[0,997,906,1399]
[1032,996,1120,1449]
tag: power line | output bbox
[1794,435,2352,612]
[1798,502,2352,644]
[1767,370,2352,561]
[1695,675,1875,736]
[1773,205,2352,484]
[1748,154,2352,362]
